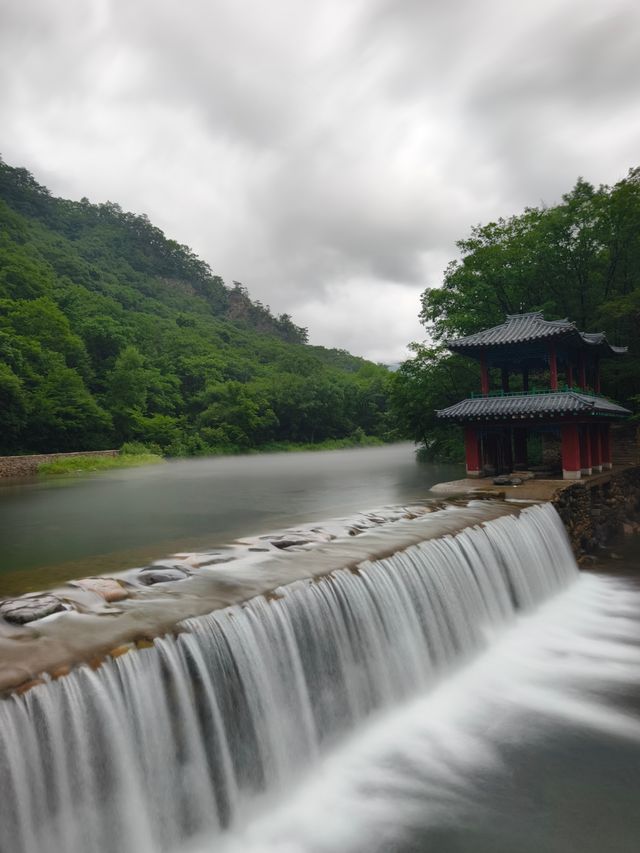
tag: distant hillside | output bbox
[0,158,391,455]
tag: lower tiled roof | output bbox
[436,391,630,421]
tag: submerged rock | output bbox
[0,594,65,624]
[198,554,238,563]
[137,566,189,585]
[268,536,312,549]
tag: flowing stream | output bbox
[1,502,639,853]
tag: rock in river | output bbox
[71,577,129,602]
[137,564,189,585]
[0,594,65,624]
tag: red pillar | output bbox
[549,343,558,391]
[480,352,489,396]
[602,423,612,469]
[594,358,601,394]
[513,428,528,469]
[591,423,602,472]
[580,425,592,475]
[579,352,587,389]
[561,423,581,479]
[465,425,481,477]
[567,364,574,388]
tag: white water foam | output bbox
[0,503,593,853]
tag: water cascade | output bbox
[0,503,582,853]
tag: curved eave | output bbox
[578,332,628,356]
[436,392,631,422]
[448,331,627,358]
[446,313,627,358]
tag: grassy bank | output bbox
[38,446,164,475]
[37,435,387,475]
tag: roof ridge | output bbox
[505,311,544,320]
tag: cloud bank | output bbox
[1,0,639,361]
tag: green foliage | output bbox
[120,441,160,456]
[0,157,391,455]
[389,345,471,461]
[393,168,640,460]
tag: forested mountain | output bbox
[0,158,390,455]
[392,169,640,459]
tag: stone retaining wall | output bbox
[552,466,640,558]
[0,450,119,478]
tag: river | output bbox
[0,443,461,595]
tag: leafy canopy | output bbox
[0,157,392,455]
[391,169,640,458]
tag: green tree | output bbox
[0,363,27,452]
[390,345,476,459]
[28,358,112,451]
[199,381,278,448]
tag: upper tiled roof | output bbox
[447,312,627,355]
[436,390,630,421]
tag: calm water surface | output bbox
[0,443,461,594]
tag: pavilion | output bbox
[436,312,630,480]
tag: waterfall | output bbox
[0,503,577,853]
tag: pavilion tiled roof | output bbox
[436,390,630,422]
[447,312,627,355]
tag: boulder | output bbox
[71,577,129,602]
[0,594,65,624]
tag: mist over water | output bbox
[0,444,460,592]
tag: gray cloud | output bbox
[1,0,639,361]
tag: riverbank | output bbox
[0,435,387,479]
[38,450,164,475]
[0,449,122,478]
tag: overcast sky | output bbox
[1,0,639,362]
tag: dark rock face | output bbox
[553,466,640,558]
[0,594,65,624]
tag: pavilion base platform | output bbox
[430,466,626,502]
